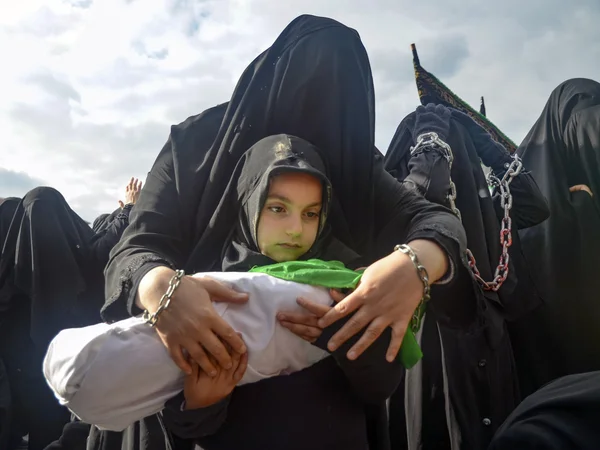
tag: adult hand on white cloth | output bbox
[137,267,249,376]
[315,239,448,362]
[277,289,346,343]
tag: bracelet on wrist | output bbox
[142,269,185,327]
[394,244,431,332]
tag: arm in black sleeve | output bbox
[313,315,403,403]
[103,103,228,322]
[373,153,467,280]
[447,109,550,229]
[101,139,188,322]
[491,169,550,229]
[89,204,133,271]
[162,392,230,440]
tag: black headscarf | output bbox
[516,78,600,384]
[222,134,359,272]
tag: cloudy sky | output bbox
[1,0,599,221]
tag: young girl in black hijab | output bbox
[44,135,415,440]
[159,134,407,450]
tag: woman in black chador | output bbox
[0,180,140,450]
[97,14,467,450]
[511,78,600,394]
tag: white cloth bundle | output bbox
[43,272,331,431]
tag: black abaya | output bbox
[383,107,549,450]
[102,14,466,450]
[515,78,600,393]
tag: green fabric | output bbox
[250,259,424,369]
[251,259,363,289]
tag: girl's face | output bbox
[256,172,323,262]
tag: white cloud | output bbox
[1,0,598,220]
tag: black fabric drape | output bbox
[0,198,20,320]
[489,371,600,450]
[514,78,600,394]
[0,198,19,243]
[102,14,466,450]
[92,208,121,234]
[2,188,98,347]
[0,358,11,450]
[383,107,548,450]
[0,187,132,347]
[0,188,133,450]
[2,195,73,450]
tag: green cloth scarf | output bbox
[250,259,423,369]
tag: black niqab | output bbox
[516,78,600,387]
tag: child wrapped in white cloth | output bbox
[43,271,332,432]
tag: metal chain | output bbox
[394,244,431,332]
[143,269,185,327]
[410,132,523,292]
[410,132,461,220]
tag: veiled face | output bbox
[256,172,322,262]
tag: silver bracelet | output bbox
[142,269,185,327]
[394,244,431,332]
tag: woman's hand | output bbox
[119,177,143,208]
[277,290,346,343]
[137,267,249,376]
[184,346,248,410]
[317,239,448,362]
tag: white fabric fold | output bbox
[43,272,330,431]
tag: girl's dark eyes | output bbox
[266,205,320,218]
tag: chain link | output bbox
[143,269,185,327]
[411,132,523,292]
[394,244,431,332]
[410,132,461,220]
